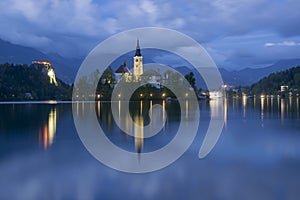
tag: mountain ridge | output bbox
[1,38,300,87]
[0,39,81,84]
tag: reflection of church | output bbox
[114,40,161,88]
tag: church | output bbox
[114,40,161,88]
[114,39,144,83]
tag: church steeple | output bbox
[135,39,142,57]
[133,39,143,80]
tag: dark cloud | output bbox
[0,0,299,68]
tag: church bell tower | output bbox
[133,39,143,81]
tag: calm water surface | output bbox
[0,97,300,200]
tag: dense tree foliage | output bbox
[251,66,300,95]
[0,63,72,101]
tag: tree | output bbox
[184,72,196,90]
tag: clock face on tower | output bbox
[135,59,138,62]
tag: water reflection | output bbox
[289,96,293,112]
[297,97,299,120]
[134,114,144,154]
[162,100,166,123]
[91,97,300,155]
[39,108,57,150]
[185,100,189,122]
[224,98,228,127]
[261,96,265,127]
[2,100,300,199]
[281,98,285,124]
[95,100,168,154]
[209,99,226,126]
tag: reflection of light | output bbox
[39,108,57,150]
[81,102,85,112]
[271,96,274,106]
[242,95,247,108]
[185,100,189,122]
[76,102,79,116]
[162,100,166,123]
[297,97,299,120]
[261,96,265,127]
[48,109,57,146]
[140,100,143,115]
[261,96,265,112]
[134,115,144,154]
[97,101,101,117]
[277,96,280,117]
[289,96,292,112]
[43,125,48,149]
[149,100,153,128]
[281,99,285,124]
[118,100,121,120]
[242,95,247,118]
[271,97,274,116]
[224,98,227,127]
[209,99,223,124]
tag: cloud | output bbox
[264,41,300,47]
[0,0,300,68]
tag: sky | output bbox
[0,0,300,70]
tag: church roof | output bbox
[115,60,132,74]
[135,39,142,57]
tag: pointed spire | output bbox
[135,39,142,57]
[136,39,140,49]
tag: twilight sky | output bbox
[0,0,300,70]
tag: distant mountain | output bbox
[0,39,81,83]
[175,59,300,88]
[251,66,300,95]
[222,59,300,86]
[2,38,300,87]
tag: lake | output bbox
[0,97,300,200]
